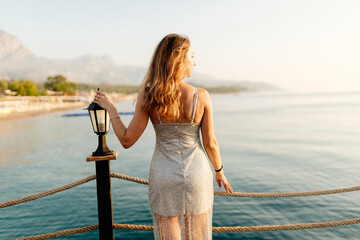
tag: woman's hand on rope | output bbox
[216,171,233,193]
[92,90,116,112]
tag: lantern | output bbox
[85,101,113,156]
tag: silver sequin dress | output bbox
[149,88,214,239]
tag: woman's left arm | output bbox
[93,90,149,149]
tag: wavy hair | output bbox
[139,34,191,120]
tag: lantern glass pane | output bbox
[96,110,106,132]
[106,111,110,132]
[89,110,98,132]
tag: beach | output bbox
[0,96,89,122]
[0,102,88,122]
[0,94,137,122]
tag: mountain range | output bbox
[0,29,279,91]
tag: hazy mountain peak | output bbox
[0,29,34,62]
[102,53,114,61]
[71,53,118,74]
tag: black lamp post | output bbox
[85,100,113,156]
[85,89,116,240]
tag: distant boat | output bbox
[62,112,134,117]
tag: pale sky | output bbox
[1,0,360,92]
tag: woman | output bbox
[93,33,233,240]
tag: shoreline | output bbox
[0,94,138,123]
[0,102,88,123]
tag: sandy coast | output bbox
[0,96,90,122]
[0,103,88,122]
[0,94,137,123]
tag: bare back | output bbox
[149,82,204,125]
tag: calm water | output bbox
[1,91,360,239]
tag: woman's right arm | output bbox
[200,89,233,193]
[93,90,149,149]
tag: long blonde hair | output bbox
[140,34,191,120]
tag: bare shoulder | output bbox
[135,90,146,107]
[134,91,148,114]
[197,87,211,106]
[197,87,210,98]
[137,89,145,101]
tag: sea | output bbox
[1,91,360,239]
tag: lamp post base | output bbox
[93,134,113,156]
[86,151,118,162]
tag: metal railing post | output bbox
[87,152,118,240]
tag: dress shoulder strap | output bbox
[157,115,162,124]
[190,88,198,123]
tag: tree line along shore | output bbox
[0,74,249,97]
[0,75,139,122]
[0,75,139,97]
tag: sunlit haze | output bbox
[1,0,360,92]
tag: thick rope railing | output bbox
[211,218,360,232]
[0,175,96,209]
[113,223,154,231]
[14,225,99,240]
[2,172,359,209]
[14,217,360,239]
[110,172,360,198]
[110,172,149,185]
[113,218,360,232]
[3,172,360,239]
